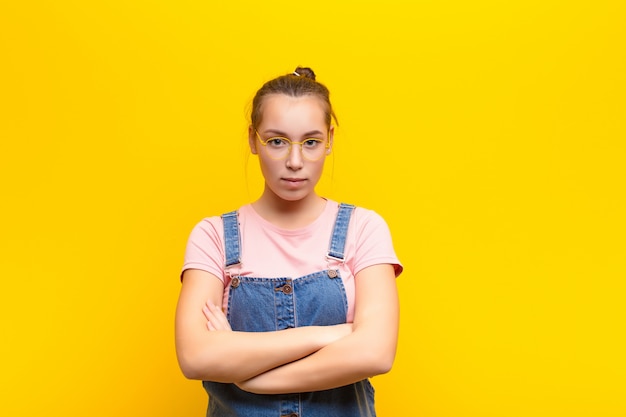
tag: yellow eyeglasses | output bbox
[255,130,330,161]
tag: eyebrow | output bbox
[262,129,326,137]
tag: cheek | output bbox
[310,160,326,176]
[258,155,280,175]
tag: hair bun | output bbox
[293,67,316,81]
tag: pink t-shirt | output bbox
[182,199,403,322]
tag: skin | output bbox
[175,93,399,394]
[249,94,334,228]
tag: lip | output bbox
[281,177,307,188]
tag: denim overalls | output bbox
[202,203,376,417]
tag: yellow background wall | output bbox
[1,1,624,416]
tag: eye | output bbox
[267,137,290,148]
[303,139,323,148]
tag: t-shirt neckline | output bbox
[243,199,337,236]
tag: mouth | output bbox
[281,178,307,188]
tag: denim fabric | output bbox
[327,203,355,261]
[221,210,241,267]
[203,203,376,417]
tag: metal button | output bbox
[230,277,240,288]
[282,284,293,294]
[327,269,338,278]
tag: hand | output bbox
[202,301,232,331]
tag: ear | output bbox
[326,125,335,154]
[248,125,258,154]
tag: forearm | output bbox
[177,324,348,382]
[236,325,397,394]
[237,264,400,394]
[176,270,352,382]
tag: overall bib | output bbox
[202,203,376,417]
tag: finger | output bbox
[202,305,211,320]
[203,305,223,329]
[207,303,232,331]
[209,304,230,328]
[202,302,231,330]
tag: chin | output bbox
[270,188,311,203]
[278,192,310,202]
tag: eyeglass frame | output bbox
[254,129,332,161]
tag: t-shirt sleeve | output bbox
[351,208,403,277]
[180,217,226,283]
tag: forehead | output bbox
[259,94,327,130]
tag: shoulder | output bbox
[346,204,396,249]
[344,205,403,277]
[345,204,391,232]
[352,205,384,220]
[188,205,250,243]
[186,216,223,250]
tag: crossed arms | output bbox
[174,264,398,394]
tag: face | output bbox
[249,94,333,203]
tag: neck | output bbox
[252,190,327,229]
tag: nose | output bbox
[285,143,304,170]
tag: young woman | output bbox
[175,67,403,417]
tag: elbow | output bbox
[181,366,203,381]
[178,354,204,380]
[361,348,396,376]
[176,345,213,380]
[371,356,395,376]
[177,349,237,382]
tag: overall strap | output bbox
[327,203,356,261]
[221,210,241,267]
